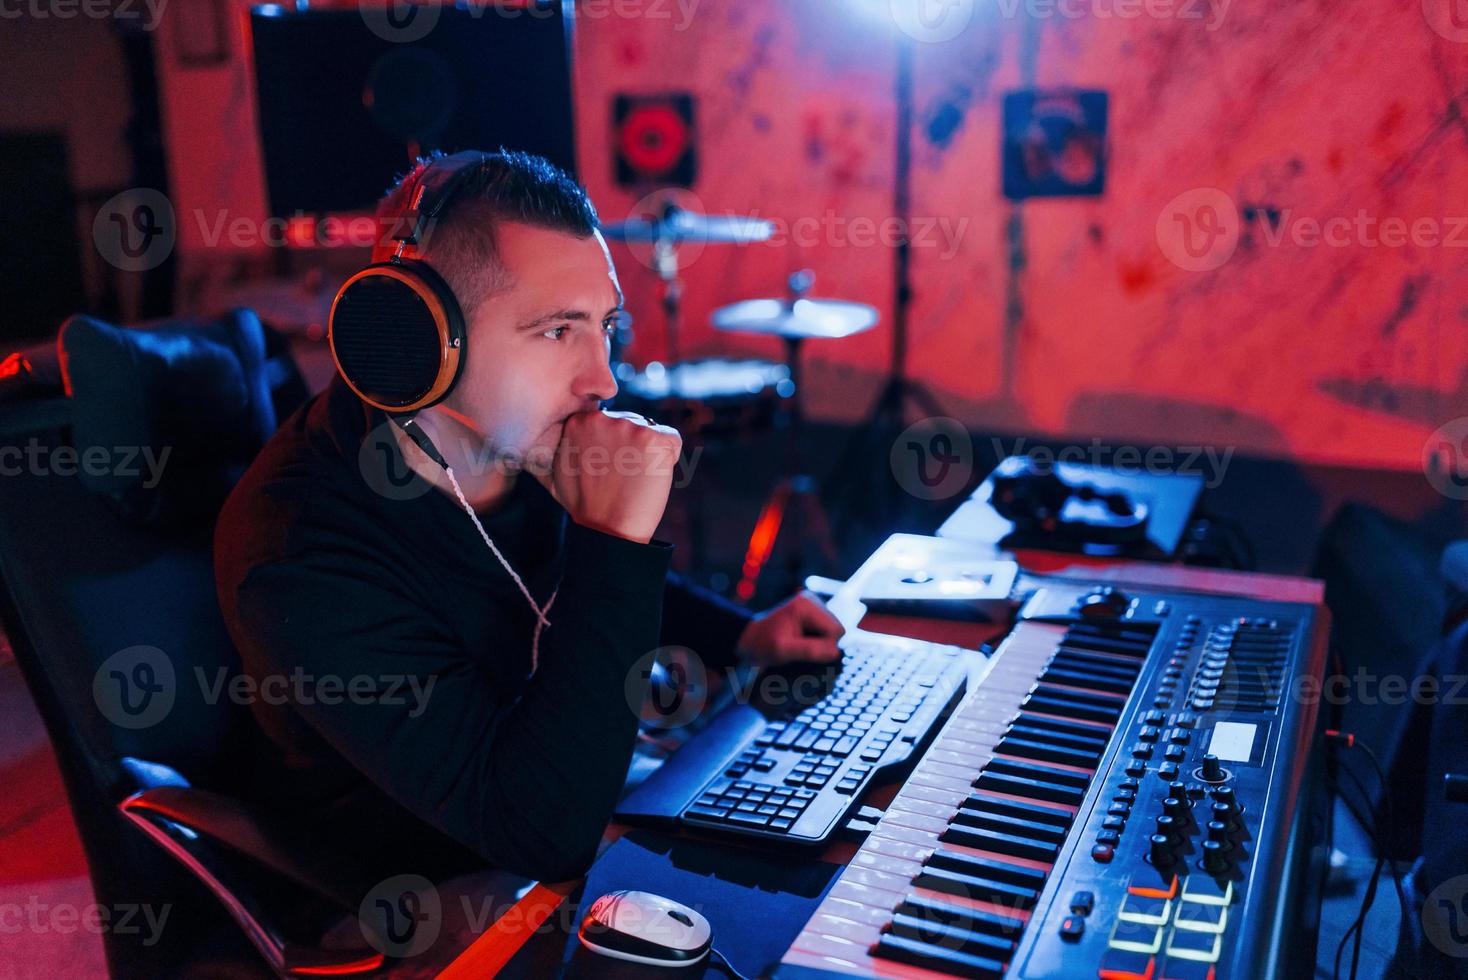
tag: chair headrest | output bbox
[57,309,277,528]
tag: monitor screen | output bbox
[250,3,577,218]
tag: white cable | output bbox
[443,464,561,675]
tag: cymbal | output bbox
[601,205,775,245]
[711,298,879,341]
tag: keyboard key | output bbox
[685,805,729,820]
[727,811,771,828]
[888,912,1014,961]
[894,895,1024,939]
[873,932,1004,979]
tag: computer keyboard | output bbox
[677,640,972,844]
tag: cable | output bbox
[710,946,751,980]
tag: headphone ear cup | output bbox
[329,261,466,412]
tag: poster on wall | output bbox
[614,93,699,188]
[1002,89,1108,200]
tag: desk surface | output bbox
[440,537,1326,978]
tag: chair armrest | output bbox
[120,785,385,976]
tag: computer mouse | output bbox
[578,889,712,967]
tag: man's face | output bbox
[441,221,622,464]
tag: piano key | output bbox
[985,756,1092,788]
[960,791,1074,827]
[996,735,1101,768]
[1032,682,1125,710]
[1013,712,1114,741]
[872,932,1005,979]
[913,866,1040,910]
[888,912,1015,961]
[895,894,1026,939]
[926,847,1048,889]
[940,823,1061,862]
[949,807,1068,842]
[1023,693,1119,725]
[975,769,1087,806]
[1042,666,1136,695]
[1006,722,1108,753]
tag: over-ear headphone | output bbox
[329,150,487,415]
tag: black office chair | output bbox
[0,310,390,978]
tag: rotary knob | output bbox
[1156,815,1180,841]
[1163,796,1190,823]
[1206,820,1231,845]
[1202,839,1230,875]
[1150,833,1176,866]
[1200,754,1227,783]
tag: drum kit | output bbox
[602,203,879,601]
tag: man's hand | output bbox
[736,590,845,668]
[530,410,682,545]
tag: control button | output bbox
[1210,801,1235,828]
[1169,728,1191,745]
[1098,948,1156,980]
[1080,587,1131,619]
[1186,781,1208,798]
[1128,874,1179,899]
[1132,744,1154,760]
[1164,745,1187,763]
[1175,900,1229,934]
[1148,834,1175,866]
[1163,796,1189,821]
[1098,829,1122,845]
[1119,893,1173,927]
[1182,874,1234,906]
[1199,755,1227,783]
[1120,779,1141,792]
[1143,710,1166,725]
[1159,763,1180,781]
[1139,726,1161,743]
[1206,820,1231,845]
[1092,843,1116,863]
[1109,801,1133,817]
[1060,915,1086,941]
[1115,788,1138,804]
[1109,918,1164,955]
[1155,815,1180,841]
[1174,711,1198,728]
[1211,785,1240,810]
[1126,762,1148,778]
[1156,959,1216,980]
[1104,815,1127,831]
[1166,928,1223,963]
[1153,697,1173,709]
[1071,890,1096,915]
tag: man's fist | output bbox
[530,410,682,545]
[736,590,846,668]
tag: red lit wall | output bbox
[154,0,1468,471]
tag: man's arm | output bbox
[660,571,755,670]
[225,521,669,884]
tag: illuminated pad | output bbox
[1174,900,1228,934]
[1181,874,1234,907]
[1110,918,1164,955]
[1167,928,1223,963]
[1118,893,1173,927]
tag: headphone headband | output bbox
[394,150,488,249]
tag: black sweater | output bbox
[214,377,751,883]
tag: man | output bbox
[214,150,844,888]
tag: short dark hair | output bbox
[375,149,599,318]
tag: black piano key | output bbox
[895,894,1025,939]
[889,912,1015,962]
[986,757,1092,789]
[913,866,1039,911]
[1041,666,1135,695]
[940,823,1061,862]
[949,807,1067,842]
[927,847,1048,889]
[1022,693,1119,725]
[1061,632,1152,658]
[1048,651,1141,678]
[1014,712,1113,743]
[872,932,1005,980]
[975,769,1086,805]
[961,792,1073,827]
[1032,683,1123,711]
[995,735,1099,768]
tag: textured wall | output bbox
[154,0,1468,470]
